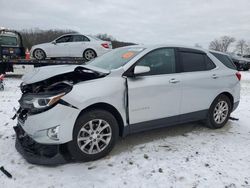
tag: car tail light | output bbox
[236,72,241,81]
[101,43,109,49]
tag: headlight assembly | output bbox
[20,92,66,114]
[32,93,66,109]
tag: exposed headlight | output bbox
[32,93,65,108]
[20,92,66,114]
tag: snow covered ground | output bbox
[0,72,250,188]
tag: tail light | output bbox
[101,43,110,49]
[236,72,241,81]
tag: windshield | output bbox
[88,46,145,70]
[0,35,18,46]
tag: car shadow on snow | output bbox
[111,120,235,156]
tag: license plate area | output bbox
[9,48,14,54]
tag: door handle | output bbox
[212,74,218,79]
[169,78,180,84]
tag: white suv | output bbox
[15,45,240,165]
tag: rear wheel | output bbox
[33,49,46,60]
[0,82,4,91]
[205,94,232,129]
[243,67,249,71]
[83,49,96,61]
[67,109,119,162]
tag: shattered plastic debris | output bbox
[0,166,12,178]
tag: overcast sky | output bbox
[1,0,250,48]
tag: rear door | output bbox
[69,35,90,57]
[177,48,217,118]
[127,48,182,126]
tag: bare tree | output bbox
[95,33,116,41]
[235,39,248,55]
[246,42,250,55]
[209,39,222,51]
[209,36,235,52]
[95,33,136,48]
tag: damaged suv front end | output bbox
[14,65,109,165]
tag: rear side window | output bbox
[211,52,236,70]
[72,35,90,42]
[180,52,215,72]
[206,56,216,70]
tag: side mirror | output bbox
[133,66,150,76]
[52,41,56,45]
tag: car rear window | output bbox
[211,52,236,70]
[0,35,18,46]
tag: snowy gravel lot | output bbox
[0,72,250,188]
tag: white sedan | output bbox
[30,34,112,60]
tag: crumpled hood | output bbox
[22,64,110,84]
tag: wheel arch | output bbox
[83,48,97,57]
[33,48,47,58]
[214,92,234,110]
[76,102,124,137]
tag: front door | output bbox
[52,35,72,57]
[127,48,182,126]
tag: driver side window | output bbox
[56,35,72,43]
[136,48,176,76]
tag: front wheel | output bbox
[67,109,119,162]
[205,94,232,129]
[33,49,46,60]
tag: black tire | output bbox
[33,48,46,60]
[67,109,119,162]
[243,68,249,71]
[83,49,96,61]
[0,83,4,91]
[205,94,232,129]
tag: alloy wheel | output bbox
[77,119,112,155]
[213,101,229,124]
[34,49,45,60]
[84,50,96,60]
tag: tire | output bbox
[243,68,249,71]
[33,49,46,60]
[205,94,232,129]
[83,49,96,61]
[67,109,119,162]
[0,83,4,91]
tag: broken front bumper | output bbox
[14,125,70,165]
